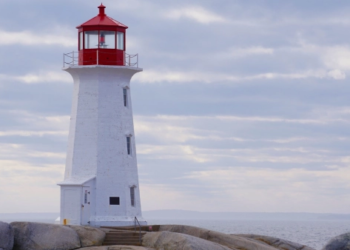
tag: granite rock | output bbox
[238,234,316,250]
[0,221,14,250]
[11,221,81,250]
[78,246,154,250]
[68,225,106,247]
[143,231,232,250]
[322,233,350,250]
[159,224,278,250]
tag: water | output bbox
[147,219,350,250]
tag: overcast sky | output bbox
[0,0,350,214]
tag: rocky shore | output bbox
[0,221,348,250]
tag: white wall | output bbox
[63,66,146,226]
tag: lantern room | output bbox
[77,4,128,66]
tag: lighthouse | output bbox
[58,4,146,227]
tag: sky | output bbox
[0,0,350,214]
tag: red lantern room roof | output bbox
[77,4,128,29]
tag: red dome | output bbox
[77,4,128,29]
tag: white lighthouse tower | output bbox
[58,4,146,227]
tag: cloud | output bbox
[0,143,65,161]
[230,46,274,57]
[0,29,75,47]
[138,144,339,165]
[288,40,350,79]
[166,6,227,24]
[0,113,67,212]
[140,183,200,210]
[0,71,71,84]
[133,114,349,169]
[138,144,211,163]
[268,137,310,144]
[182,167,350,213]
[322,46,350,73]
[0,130,67,137]
[1,110,70,133]
[0,158,63,213]
[327,69,346,80]
[133,69,345,84]
[135,114,349,128]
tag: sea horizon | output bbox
[1,210,350,221]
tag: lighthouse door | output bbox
[81,186,91,225]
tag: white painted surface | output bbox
[59,65,146,226]
[81,186,91,225]
[61,186,81,225]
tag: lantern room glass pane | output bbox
[100,31,115,49]
[84,31,98,49]
[79,32,83,50]
[117,32,124,50]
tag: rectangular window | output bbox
[84,31,99,49]
[79,32,83,50]
[123,88,128,107]
[110,197,120,205]
[99,31,116,49]
[126,136,131,155]
[130,187,135,207]
[84,190,88,204]
[117,32,124,50]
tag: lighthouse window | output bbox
[84,190,88,204]
[79,32,83,50]
[117,32,124,50]
[126,136,132,155]
[110,197,120,205]
[130,187,135,207]
[123,88,128,107]
[84,31,99,49]
[99,31,115,49]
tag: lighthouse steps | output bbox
[101,225,160,232]
[102,230,146,246]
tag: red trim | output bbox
[79,49,124,66]
[98,4,106,16]
[77,13,128,29]
[124,30,126,51]
[78,26,126,32]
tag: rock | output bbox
[238,234,316,250]
[77,247,109,250]
[322,233,350,250]
[159,225,277,250]
[11,222,81,250]
[143,231,232,250]
[0,221,14,250]
[67,225,106,247]
[78,247,154,250]
[107,247,154,250]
